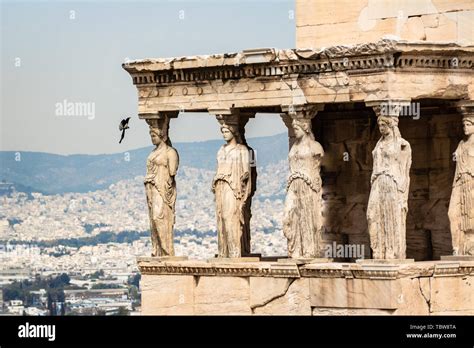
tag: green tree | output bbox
[116,306,130,316]
[129,285,139,301]
[47,293,54,316]
[91,283,122,289]
[127,273,141,288]
[90,270,104,279]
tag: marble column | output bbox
[280,104,325,258]
[448,102,474,256]
[144,111,180,257]
[209,109,256,257]
[366,101,412,259]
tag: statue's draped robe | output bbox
[283,139,324,258]
[367,138,411,259]
[212,143,251,257]
[144,144,179,256]
[448,139,474,255]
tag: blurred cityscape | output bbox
[0,160,289,315]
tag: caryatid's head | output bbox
[292,119,314,140]
[149,127,164,146]
[377,115,401,138]
[462,115,474,137]
[220,123,241,143]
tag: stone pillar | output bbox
[144,111,180,257]
[280,104,326,259]
[447,101,474,257]
[365,100,412,260]
[208,109,256,257]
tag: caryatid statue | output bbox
[212,122,252,258]
[367,114,412,259]
[283,118,325,258]
[144,117,179,257]
[448,112,474,256]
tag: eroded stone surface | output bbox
[194,276,251,315]
[430,275,474,313]
[312,307,394,315]
[309,278,400,309]
[250,277,292,309]
[138,259,473,315]
[394,277,430,315]
[140,274,194,315]
[253,278,311,315]
[296,0,474,48]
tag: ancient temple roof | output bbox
[121,39,474,117]
[123,39,473,73]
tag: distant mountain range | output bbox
[0,133,288,194]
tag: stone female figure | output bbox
[367,116,411,259]
[212,124,252,258]
[448,115,474,256]
[283,119,324,258]
[144,127,179,257]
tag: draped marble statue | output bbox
[448,114,474,256]
[212,123,252,257]
[283,118,325,258]
[144,125,179,257]
[367,115,412,259]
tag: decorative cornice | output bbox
[301,264,400,280]
[433,262,474,277]
[300,267,355,279]
[137,259,474,280]
[123,41,473,87]
[137,259,301,278]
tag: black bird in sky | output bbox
[119,117,131,144]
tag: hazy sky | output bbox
[1,0,294,155]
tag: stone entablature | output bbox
[124,41,473,85]
[123,40,473,117]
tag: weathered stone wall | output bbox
[139,259,474,315]
[313,102,462,260]
[296,0,474,48]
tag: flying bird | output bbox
[119,117,131,144]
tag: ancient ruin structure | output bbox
[123,0,474,314]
